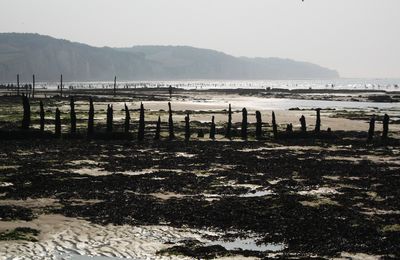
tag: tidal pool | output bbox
[206,237,285,252]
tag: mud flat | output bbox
[0,137,399,259]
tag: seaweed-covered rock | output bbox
[0,205,35,221]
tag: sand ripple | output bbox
[0,215,200,260]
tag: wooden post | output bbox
[32,74,35,99]
[315,108,321,133]
[300,115,307,132]
[210,116,216,140]
[39,101,45,132]
[124,103,130,134]
[367,115,375,142]
[55,108,61,137]
[168,102,174,140]
[60,74,63,97]
[138,103,145,141]
[21,95,31,129]
[114,76,117,97]
[185,112,190,142]
[255,111,262,139]
[382,114,389,140]
[272,111,278,139]
[225,104,232,139]
[87,97,94,137]
[106,104,113,133]
[70,97,76,134]
[17,74,20,96]
[154,116,161,140]
[241,108,248,140]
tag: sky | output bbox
[0,0,399,78]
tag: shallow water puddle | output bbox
[206,237,285,252]
[0,182,13,187]
[239,189,274,197]
[72,167,109,176]
[175,152,196,158]
[298,187,340,196]
[68,160,99,166]
[117,169,153,176]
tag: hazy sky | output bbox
[1,0,399,78]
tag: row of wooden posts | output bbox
[6,74,119,98]
[20,95,390,141]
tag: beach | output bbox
[0,87,399,259]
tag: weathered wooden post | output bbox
[17,74,20,96]
[55,108,61,137]
[225,104,232,139]
[106,104,113,133]
[184,113,190,141]
[241,108,248,140]
[315,108,321,133]
[114,76,117,97]
[367,115,375,142]
[21,95,31,129]
[70,97,76,134]
[87,97,94,137]
[255,111,262,139]
[155,116,161,140]
[39,100,45,132]
[168,85,172,99]
[272,111,278,139]
[382,114,389,140]
[168,102,174,140]
[210,116,216,140]
[124,103,130,134]
[32,74,35,99]
[138,103,145,141]
[60,74,63,97]
[300,115,307,132]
